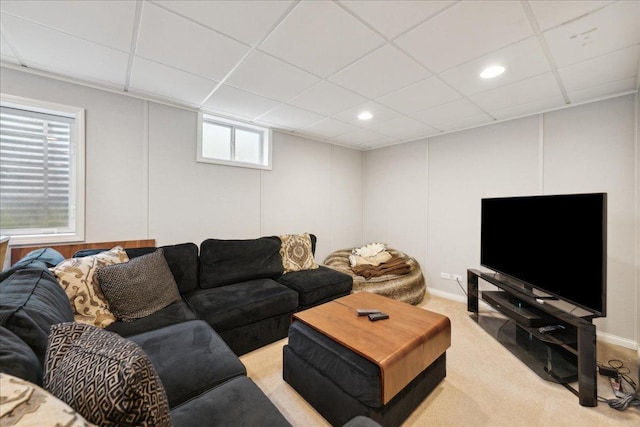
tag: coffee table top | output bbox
[293,292,451,403]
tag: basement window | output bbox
[0,94,85,245]
[197,113,271,170]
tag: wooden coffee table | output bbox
[292,292,451,404]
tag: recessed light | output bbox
[358,111,373,120]
[480,65,505,79]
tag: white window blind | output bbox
[0,104,79,240]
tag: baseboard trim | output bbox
[427,287,638,351]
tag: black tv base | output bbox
[467,269,597,407]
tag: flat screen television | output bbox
[481,193,607,317]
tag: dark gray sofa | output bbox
[0,234,353,426]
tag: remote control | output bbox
[368,312,389,321]
[356,309,381,316]
[538,325,565,334]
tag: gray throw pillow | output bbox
[97,248,181,322]
[44,323,171,427]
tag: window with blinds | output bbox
[0,95,85,244]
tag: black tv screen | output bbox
[481,193,607,317]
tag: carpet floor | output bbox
[240,293,639,426]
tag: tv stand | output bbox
[467,269,597,407]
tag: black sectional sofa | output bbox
[0,235,353,426]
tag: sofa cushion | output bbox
[199,237,283,289]
[170,376,291,427]
[0,373,98,427]
[0,326,42,385]
[160,243,199,294]
[287,321,382,408]
[105,300,197,337]
[51,246,129,328]
[44,323,171,427]
[129,320,246,408]
[186,279,298,332]
[276,266,353,308]
[279,233,319,273]
[0,267,73,365]
[97,249,181,322]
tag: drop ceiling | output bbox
[0,0,638,150]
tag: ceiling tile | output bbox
[340,0,455,40]
[543,1,640,68]
[329,44,430,98]
[0,14,128,85]
[528,0,613,31]
[301,118,359,140]
[376,76,460,114]
[567,77,637,104]
[332,101,402,127]
[330,128,394,146]
[258,104,325,129]
[288,81,367,116]
[438,37,550,96]
[204,85,282,120]
[225,51,319,102]
[1,34,19,63]
[137,2,249,80]
[371,116,438,140]
[491,95,565,120]
[129,57,217,106]
[395,0,533,73]
[559,45,639,92]
[0,0,136,51]
[154,0,294,46]
[411,99,488,128]
[258,0,384,77]
[436,114,494,132]
[470,72,562,114]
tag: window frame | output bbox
[197,113,272,170]
[0,93,85,245]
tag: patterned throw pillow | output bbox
[279,233,319,273]
[44,323,172,427]
[51,246,128,328]
[96,248,181,322]
[0,373,98,427]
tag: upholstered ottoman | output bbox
[283,293,451,427]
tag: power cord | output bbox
[455,277,467,297]
[596,359,640,411]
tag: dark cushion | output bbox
[73,247,156,258]
[160,243,199,294]
[0,326,42,385]
[186,279,298,332]
[199,237,284,288]
[0,248,65,282]
[276,265,353,308]
[171,376,291,427]
[287,321,382,407]
[105,300,197,337]
[129,320,246,408]
[97,249,182,322]
[45,323,171,427]
[0,267,73,365]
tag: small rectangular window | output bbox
[0,94,85,244]
[197,114,271,170]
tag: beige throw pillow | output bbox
[0,373,98,427]
[51,246,129,328]
[280,233,319,273]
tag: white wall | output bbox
[364,94,639,346]
[0,67,364,263]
